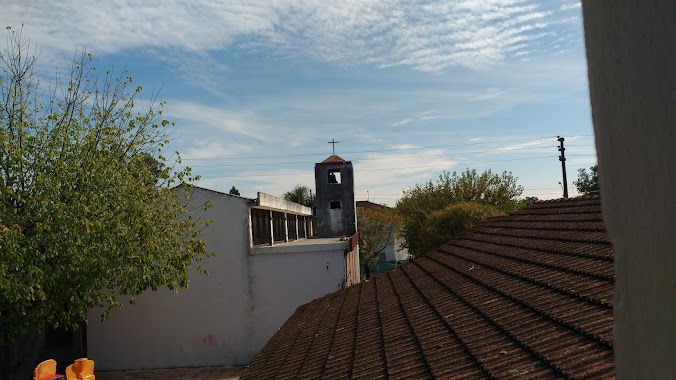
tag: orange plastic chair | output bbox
[72,358,95,380]
[64,364,76,380]
[33,359,57,380]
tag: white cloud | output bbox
[194,148,458,206]
[497,139,550,152]
[153,51,230,97]
[420,115,457,120]
[469,87,521,101]
[392,117,415,127]
[3,0,566,72]
[392,110,463,127]
[197,168,316,200]
[167,101,267,140]
[560,2,582,11]
[391,144,419,150]
[180,140,253,161]
[353,149,458,196]
[469,137,483,142]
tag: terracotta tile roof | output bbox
[242,196,615,379]
[356,201,390,210]
[320,155,348,164]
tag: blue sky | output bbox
[3,0,595,205]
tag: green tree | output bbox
[396,168,523,256]
[517,196,540,208]
[0,28,210,371]
[357,204,402,265]
[138,152,168,185]
[417,202,503,254]
[575,164,600,195]
[229,186,241,196]
[282,184,316,207]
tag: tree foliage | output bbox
[282,184,316,207]
[356,204,402,265]
[0,28,210,347]
[228,186,240,196]
[396,168,523,256]
[417,202,503,255]
[575,164,600,195]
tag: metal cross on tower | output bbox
[328,138,339,155]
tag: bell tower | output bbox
[314,155,356,238]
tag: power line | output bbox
[182,135,594,161]
[199,155,561,179]
[188,145,593,168]
[354,187,563,196]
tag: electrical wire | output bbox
[187,145,587,168]
[182,135,594,161]
[198,155,575,179]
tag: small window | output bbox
[328,169,341,184]
[330,201,341,209]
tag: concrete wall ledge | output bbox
[255,192,312,215]
[251,240,347,255]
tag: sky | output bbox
[2,0,596,206]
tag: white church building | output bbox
[87,157,361,370]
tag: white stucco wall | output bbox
[87,189,255,370]
[249,241,348,352]
[379,235,408,263]
[87,188,354,370]
[394,237,409,262]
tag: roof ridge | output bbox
[272,294,333,378]
[411,260,570,378]
[248,299,320,378]
[372,276,391,379]
[488,214,604,221]
[345,281,364,379]
[480,217,603,224]
[436,245,614,308]
[424,254,613,348]
[468,228,611,246]
[382,274,435,378]
[297,288,351,378]
[319,155,348,164]
[512,207,602,215]
[460,234,613,262]
[447,239,615,281]
[532,195,600,204]
[398,266,496,378]
[478,223,606,233]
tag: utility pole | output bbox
[558,136,569,198]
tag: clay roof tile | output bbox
[242,196,615,379]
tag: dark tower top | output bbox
[314,155,357,238]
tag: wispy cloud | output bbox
[152,51,230,97]
[560,2,582,11]
[469,87,521,101]
[392,117,415,127]
[391,144,419,150]
[167,101,267,140]
[180,140,253,161]
[497,140,550,152]
[3,0,571,73]
[469,138,483,142]
[420,115,457,121]
[392,110,461,127]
